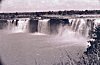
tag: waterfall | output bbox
[70,18,100,37]
[12,20,29,33]
[71,19,90,37]
[94,19,100,27]
[38,19,50,34]
[6,18,29,33]
[0,18,100,37]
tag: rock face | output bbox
[48,19,62,34]
[48,19,69,34]
[0,20,8,29]
[28,18,38,33]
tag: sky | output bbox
[0,0,100,12]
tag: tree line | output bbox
[0,10,100,19]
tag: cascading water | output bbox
[36,18,96,37]
[79,19,89,36]
[94,19,100,27]
[38,19,50,34]
[6,18,29,33]
[70,18,99,37]
[13,20,28,33]
[74,19,87,36]
[71,19,80,31]
[1,18,100,37]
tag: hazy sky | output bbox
[0,0,100,12]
